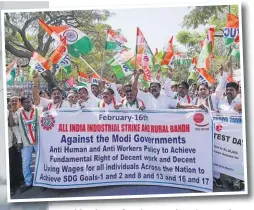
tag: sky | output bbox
[105,6,205,53]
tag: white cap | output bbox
[171,81,177,86]
[76,86,88,91]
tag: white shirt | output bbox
[163,78,193,104]
[67,103,80,109]
[175,94,194,105]
[98,100,117,110]
[137,91,178,110]
[39,97,70,110]
[218,96,241,114]
[120,98,145,110]
[7,110,22,148]
[80,97,100,108]
[78,84,101,108]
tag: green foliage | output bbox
[182,6,228,29]
[174,5,241,81]
[5,10,119,87]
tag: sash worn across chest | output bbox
[48,101,63,110]
[20,108,38,145]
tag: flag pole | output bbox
[79,56,100,77]
[79,56,110,84]
[100,30,107,79]
[134,27,138,70]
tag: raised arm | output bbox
[109,75,122,103]
[164,69,175,98]
[214,65,228,101]
[132,69,143,97]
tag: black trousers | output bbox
[9,146,24,188]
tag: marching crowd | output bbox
[7,65,243,195]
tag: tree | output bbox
[175,5,240,80]
[4,10,116,91]
[181,6,228,29]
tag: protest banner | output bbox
[33,110,213,192]
[213,113,244,180]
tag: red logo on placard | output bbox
[193,113,209,127]
[216,124,223,132]
[40,114,55,131]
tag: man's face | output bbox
[126,91,135,103]
[150,83,161,97]
[22,98,32,111]
[198,85,209,98]
[178,85,188,97]
[10,97,20,109]
[117,87,124,97]
[102,90,113,104]
[226,87,237,100]
[192,84,197,91]
[79,88,88,100]
[51,90,62,104]
[67,93,75,104]
[91,85,99,97]
[171,85,177,92]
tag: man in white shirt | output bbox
[217,82,242,191]
[78,85,100,109]
[119,88,145,110]
[132,69,204,110]
[98,88,120,110]
[164,72,193,104]
[218,82,241,114]
[91,83,101,99]
[13,97,41,193]
[66,91,80,109]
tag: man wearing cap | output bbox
[7,97,23,195]
[33,73,69,110]
[91,79,102,99]
[77,84,100,109]
[66,91,80,109]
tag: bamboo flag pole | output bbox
[100,30,108,79]
[134,27,138,71]
[79,56,100,77]
[79,56,111,83]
